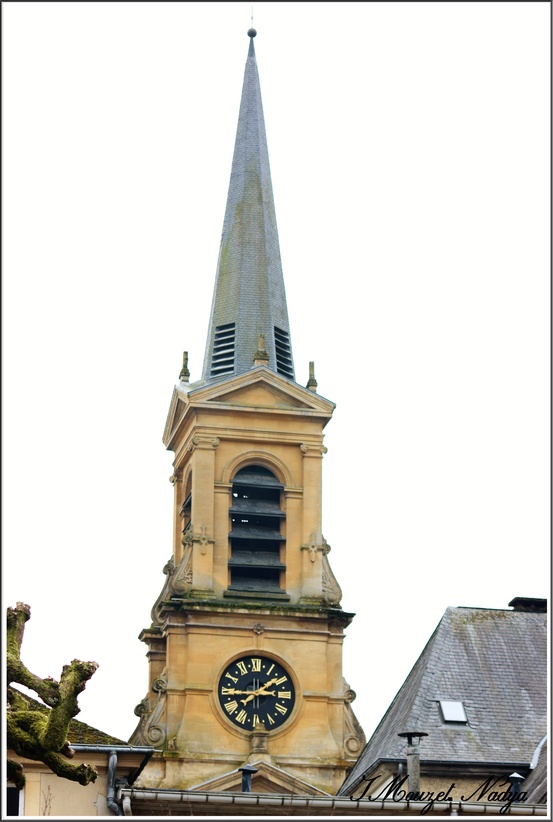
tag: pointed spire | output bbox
[201,30,295,384]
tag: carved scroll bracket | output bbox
[151,548,193,622]
[131,671,168,748]
[322,547,342,605]
[343,677,366,756]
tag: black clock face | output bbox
[218,655,295,731]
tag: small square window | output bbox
[439,700,468,723]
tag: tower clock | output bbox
[217,655,296,731]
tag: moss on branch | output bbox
[6,603,99,789]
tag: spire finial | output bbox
[248,6,256,40]
[307,361,318,392]
[253,333,269,367]
[179,351,190,383]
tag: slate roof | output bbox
[339,604,547,796]
[201,30,295,385]
[8,688,127,747]
[523,737,548,804]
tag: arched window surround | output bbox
[226,462,288,597]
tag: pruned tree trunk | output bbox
[7,603,99,789]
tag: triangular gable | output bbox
[162,387,189,447]
[163,369,335,449]
[208,381,312,410]
[189,760,330,796]
[189,367,335,415]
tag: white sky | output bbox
[3,2,550,748]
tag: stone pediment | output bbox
[194,369,334,412]
[163,369,335,448]
[189,760,331,796]
[162,388,189,448]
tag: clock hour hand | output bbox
[240,689,276,705]
[240,677,279,704]
[222,688,252,696]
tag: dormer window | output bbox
[439,700,468,723]
[227,465,286,595]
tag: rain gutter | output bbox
[119,788,548,816]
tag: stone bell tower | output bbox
[130,29,365,795]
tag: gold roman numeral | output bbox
[266,663,275,675]
[221,687,235,695]
[267,714,275,725]
[275,703,287,715]
[225,672,238,683]
[237,661,248,675]
[278,691,292,699]
[236,709,248,724]
[251,658,261,671]
[275,675,287,685]
[224,700,238,714]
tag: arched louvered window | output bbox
[180,476,192,543]
[228,466,285,593]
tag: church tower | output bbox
[130,29,365,795]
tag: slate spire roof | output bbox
[338,603,547,796]
[201,29,295,384]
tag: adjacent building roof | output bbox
[339,600,547,796]
[201,29,295,385]
[8,688,127,747]
[524,737,548,805]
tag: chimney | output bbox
[508,597,547,613]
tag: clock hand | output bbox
[256,676,278,689]
[223,688,252,696]
[240,688,277,705]
[255,687,276,698]
[240,677,280,704]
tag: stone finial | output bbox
[253,333,269,367]
[306,361,318,392]
[179,351,190,382]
